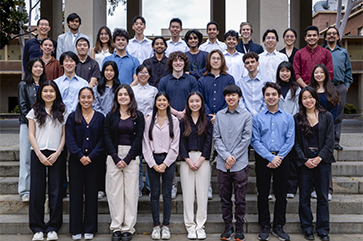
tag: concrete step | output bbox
[1,193,362,215]
[0,213,362,234]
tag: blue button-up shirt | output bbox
[54,74,88,113]
[93,85,115,117]
[251,108,295,162]
[198,72,235,115]
[325,45,353,88]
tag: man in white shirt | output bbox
[258,29,288,83]
[165,18,189,57]
[126,16,153,64]
[200,21,227,53]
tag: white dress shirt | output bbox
[126,36,153,64]
[95,48,111,70]
[132,83,158,117]
[199,39,227,53]
[165,38,189,57]
[258,50,288,83]
[223,50,248,82]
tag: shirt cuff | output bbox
[123,154,133,165]
[111,153,121,165]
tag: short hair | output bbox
[239,22,253,34]
[152,36,167,48]
[37,18,50,26]
[283,28,297,38]
[113,28,129,43]
[132,16,146,25]
[167,51,189,73]
[304,25,319,36]
[59,51,79,65]
[207,21,219,30]
[322,26,341,47]
[67,13,81,24]
[262,82,281,96]
[262,29,279,42]
[243,52,259,63]
[75,37,89,48]
[136,64,152,77]
[169,18,182,28]
[185,29,203,47]
[223,84,242,97]
[224,30,239,41]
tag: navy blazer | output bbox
[236,39,264,54]
[294,111,335,167]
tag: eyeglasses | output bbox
[211,57,221,61]
[327,32,337,36]
[138,72,149,75]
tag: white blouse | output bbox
[95,48,112,70]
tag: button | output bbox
[86,137,89,140]
[85,149,88,152]
[87,126,89,128]
[271,140,274,142]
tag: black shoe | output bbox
[317,233,329,241]
[234,226,245,241]
[220,226,234,240]
[303,231,315,240]
[258,225,270,241]
[272,225,290,241]
[121,232,132,241]
[112,231,122,241]
[334,143,343,151]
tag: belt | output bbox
[270,151,279,155]
[333,82,344,86]
[309,147,319,152]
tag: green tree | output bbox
[108,0,126,16]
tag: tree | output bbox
[107,0,126,16]
[336,0,363,39]
[0,0,28,49]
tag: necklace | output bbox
[41,56,51,64]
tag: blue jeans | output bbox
[147,153,175,227]
[19,124,31,197]
[139,155,150,191]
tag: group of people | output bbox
[18,11,352,241]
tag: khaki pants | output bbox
[106,145,139,233]
[180,151,211,231]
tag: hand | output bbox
[304,159,317,169]
[225,155,236,168]
[311,156,321,166]
[116,160,127,169]
[266,162,275,169]
[39,153,52,166]
[194,157,205,170]
[209,114,216,125]
[159,163,167,171]
[80,156,91,166]
[153,164,165,173]
[186,158,198,171]
[269,156,282,168]
[175,111,184,121]
[47,151,60,164]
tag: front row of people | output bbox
[27,80,334,241]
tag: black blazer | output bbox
[104,110,144,164]
[18,81,37,124]
[236,39,264,54]
[294,111,335,167]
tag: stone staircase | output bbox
[0,147,362,235]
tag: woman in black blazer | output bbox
[104,84,145,241]
[294,86,334,241]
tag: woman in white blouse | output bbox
[90,26,114,70]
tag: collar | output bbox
[168,38,183,44]
[130,36,149,43]
[136,83,150,88]
[79,55,91,64]
[61,74,81,82]
[325,45,341,52]
[205,39,221,45]
[113,51,129,59]
[223,50,240,56]
[305,45,320,53]
[225,105,243,114]
[247,72,263,82]
[206,72,221,78]
[262,49,278,56]
[67,30,81,36]
[152,54,167,63]
[171,72,187,80]
[263,107,282,115]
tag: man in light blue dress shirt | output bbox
[165,18,189,57]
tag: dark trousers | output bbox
[217,166,248,228]
[98,154,106,192]
[69,155,100,235]
[255,153,289,227]
[147,153,175,227]
[29,150,65,233]
[287,150,298,194]
[334,83,347,144]
[298,161,331,235]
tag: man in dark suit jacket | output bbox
[236,22,264,54]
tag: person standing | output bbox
[280,28,299,65]
[323,26,353,151]
[199,21,227,53]
[40,38,63,80]
[165,18,189,57]
[185,29,209,79]
[90,26,114,71]
[236,22,264,54]
[251,82,295,241]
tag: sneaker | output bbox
[171,185,177,199]
[72,234,82,240]
[272,225,290,241]
[84,233,94,240]
[258,225,270,241]
[311,191,317,199]
[318,233,330,241]
[151,226,161,240]
[328,193,332,201]
[208,186,213,200]
[112,231,122,241]
[98,191,105,199]
[220,226,234,240]
[187,230,197,240]
[139,182,144,198]
[196,228,207,240]
[161,226,171,240]
[286,193,294,199]
[32,232,44,241]
[234,226,245,241]
[46,231,58,240]
[268,195,273,200]
[121,232,133,241]
[22,194,30,202]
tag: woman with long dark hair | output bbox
[17,58,47,202]
[294,86,334,241]
[180,91,212,240]
[142,92,180,240]
[104,84,144,241]
[27,80,67,241]
[90,26,114,70]
[65,87,105,240]
[40,37,63,80]
[280,28,298,64]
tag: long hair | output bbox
[111,84,138,120]
[148,92,174,141]
[183,91,208,137]
[94,26,115,54]
[203,49,228,76]
[23,58,47,85]
[296,86,326,135]
[276,61,299,101]
[96,61,120,96]
[32,80,66,127]
[74,87,94,124]
[309,64,340,106]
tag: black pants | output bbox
[255,152,290,227]
[98,154,106,193]
[287,150,298,194]
[69,155,100,235]
[29,150,66,233]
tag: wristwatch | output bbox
[317,156,322,161]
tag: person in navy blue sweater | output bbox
[236,22,264,54]
[65,87,105,240]
[185,29,208,79]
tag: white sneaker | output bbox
[171,185,177,199]
[84,233,94,240]
[208,186,213,200]
[311,191,317,199]
[286,193,295,199]
[32,232,44,241]
[268,194,273,200]
[187,230,197,240]
[196,228,207,240]
[72,234,81,240]
[22,194,30,202]
[328,193,332,201]
[46,231,58,240]
[161,226,171,240]
[98,191,105,199]
[151,226,161,240]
